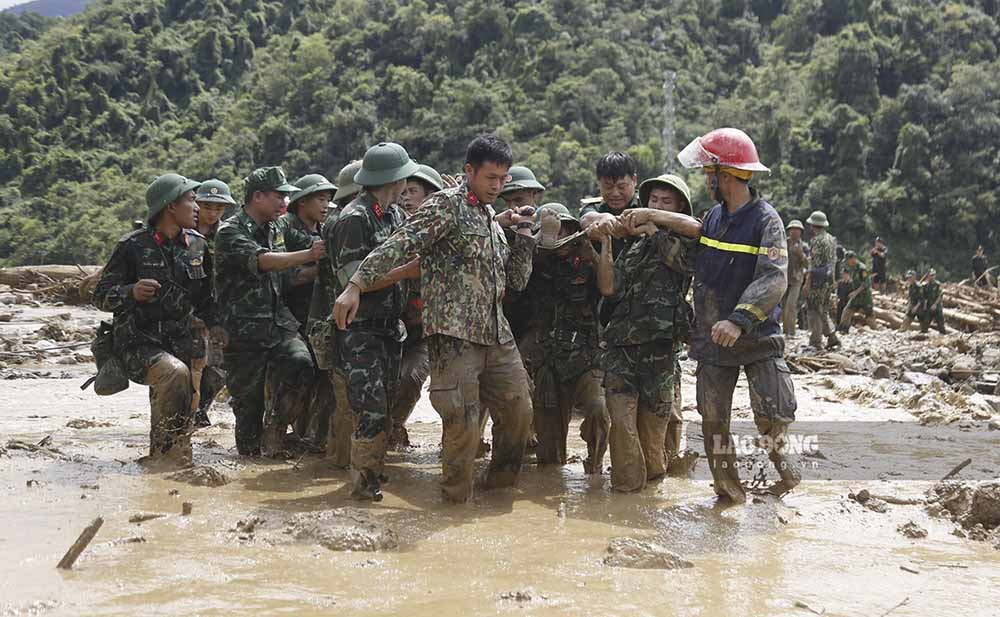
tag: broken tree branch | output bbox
[56,516,104,570]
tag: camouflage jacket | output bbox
[331,191,407,325]
[922,280,943,307]
[307,207,341,329]
[907,281,923,308]
[845,262,873,309]
[214,208,299,348]
[351,181,536,346]
[532,249,603,380]
[93,227,214,360]
[604,230,696,347]
[807,230,837,292]
[787,238,809,284]
[278,211,321,328]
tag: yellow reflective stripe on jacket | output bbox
[736,303,767,321]
[699,235,788,257]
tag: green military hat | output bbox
[334,160,362,202]
[905,270,916,278]
[844,250,857,259]
[536,202,586,250]
[501,165,545,195]
[146,173,201,222]
[787,219,805,231]
[927,268,937,276]
[807,210,829,227]
[195,179,237,206]
[353,142,420,187]
[536,202,578,224]
[244,166,299,196]
[638,174,693,214]
[289,174,338,210]
[409,164,444,192]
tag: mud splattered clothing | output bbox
[601,230,696,491]
[530,249,608,471]
[94,227,215,460]
[215,209,314,455]
[806,230,838,348]
[691,196,799,502]
[350,182,536,503]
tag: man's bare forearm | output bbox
[649,211,702,238]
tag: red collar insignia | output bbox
[467,192,479,206]
[153,231,166,247]
[372,201,385,218]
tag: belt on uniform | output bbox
[351,318,398,331]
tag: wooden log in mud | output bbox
[0,265,101,287]
[56,516,104,570]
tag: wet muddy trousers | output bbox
[605,390,668,493]
[388,337,429,449]
[782,279,803,336]
[145,354,194,463]
[533,368,609,474]
[326,370,355,468]
[695,360,801,502]
[224,335,314,456]
[427,336,533,504]
[807,292,837,348]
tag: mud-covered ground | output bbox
[2,305,999,617]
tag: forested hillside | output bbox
[0,0,997,276]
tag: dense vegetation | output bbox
[0,0,997,277]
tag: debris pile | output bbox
[926,480,1000,549]
[0,265,102,306]
[0,311,97,370]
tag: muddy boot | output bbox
[146,354,194,466]
[481,394,531,491]
[326,371,353,468]
[637,406,669,482]
[580,401,610,475]
[667,449,699,477]
[350,432,387,502]
[663,415,684,475]
[701,420,746,503]
[825,332,841,350]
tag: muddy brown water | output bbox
[2,308,999,616]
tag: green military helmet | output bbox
[244,166,299,196]
[927,268,937,277]
[353,142,420,187]
[501,165,545,195]
[787,219,805,231]
[536,202,576,222]
[289,174,338,210]
[807,210,829,228]
[844,250,857,259]
[638,174,692,215]
[146,173,201,222]
[905,270,916,279]
[334,160,363,202]
[409,164,445,192]
[195,179,237,206]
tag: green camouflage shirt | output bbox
[214,208,299,347]
[331,191,407,323]
[807,230,837,293]
[923,279,943,306]
[603,230,696,346]
[307,207,341,329]
[845,261,873,309]
[533,249,602,380]
[351,181,537,346]
[94,227,215,358]
[278,211,321,327]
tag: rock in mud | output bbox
[849,489,889,513]
[282,508,398,552]
[498,589,548,603]
[872,364,892,380]
[165,465,230,487]
[902,371,939,386]
[602,537,694,570]
[897,521,928,539]
[926,481,974,519]
[66,418,112,429]
[964,480,1000,529]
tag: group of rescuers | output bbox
[95,127,811,506]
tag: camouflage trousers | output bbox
[806,286,837,347]
[532,365,609,474]
[696,359,800,503]
[122,344,193,464]
[224,334,314,456]
[919,305,946,334]
[602,340,679,492]
[427,335,532,504]
[782,277,804,336]
[337,327,401,497]
[388,334,429,449]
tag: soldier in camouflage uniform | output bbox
[94,173,215,466]
[215,167,325,456]
[190,179,236,427]
[593,175,699,492]
[335,134,537,504]
[388,163,446,450]
[580,152,641,260]
[676,128,800,503]
[899,270,922,331]
[311,160,363,465]
[838,251,875,332]
[528,204,610,473]
[804,211,841,349]
[919,270,947,334]
[277,173,338,448]
[330,143,418,500]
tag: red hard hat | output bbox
[677,127,770,173]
